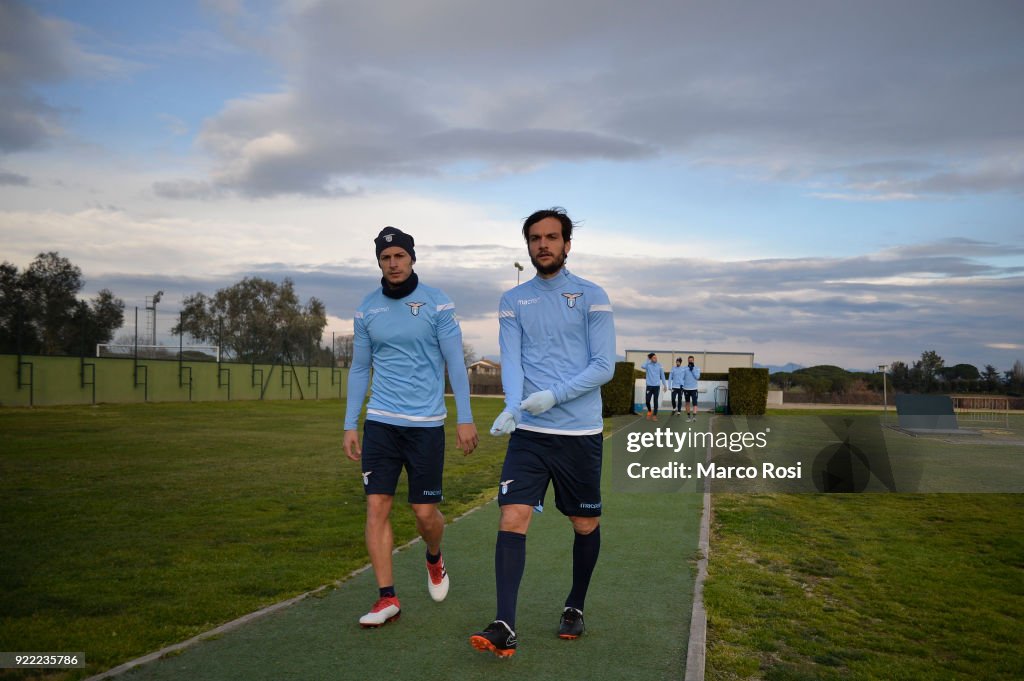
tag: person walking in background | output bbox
[344,226,479,628]
[641,352,667,420]
[682,355,702,422]
[669,357,686,416]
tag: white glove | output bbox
[490,411,517,436]
[520,389,556,416]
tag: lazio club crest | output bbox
[562,292,583,308]
[500,479,514,495]
[406,302,426,316]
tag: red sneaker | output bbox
[426,555,449,602]
[359,595,401,627]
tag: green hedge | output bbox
[727,367,769,415]
[603,361,638,416]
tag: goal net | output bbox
[96,344,221,362]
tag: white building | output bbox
[624,349,754,373]
[626,349,755,413]
[468,358,501,377]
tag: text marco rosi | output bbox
[622,427,802,480]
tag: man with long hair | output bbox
[470,208,616,657]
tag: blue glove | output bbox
[489,410,517,436]
[520,389,556,416]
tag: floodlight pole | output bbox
[145,290,164,345]
[879,364,888,415]
[514,261,524,285]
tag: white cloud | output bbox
[12,200,1009,369]
[0,1,141,153]
[10,0,1023,201]
[152,0,1023,199]
[3,0,1023,372]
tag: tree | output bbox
[803,376,831,399]
[0,252,124,355]
[463,342,478,367]
[864,371,884,392]
[173,277,327,364]
[921,348,942,391]
[335,334,354,368]
[0,262,24,352]
[889,361,911,392]
[942,363,980,381]
[24,252,85,354]
[789,365,852,396]
[941,363,980,393]
[770,371,794,390]
[1010,360,1024,395]
[982,364,1002,393]
[306,342,336,367]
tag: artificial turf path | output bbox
[116,416,703,681]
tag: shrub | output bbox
[603,361,638,416]
[728,367,769,415]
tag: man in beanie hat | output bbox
[344,226,478,627]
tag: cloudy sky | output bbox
[2,0,1022,371]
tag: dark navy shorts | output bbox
[361,420,445,504]
[498,429,603,517]
[684,389,699,405]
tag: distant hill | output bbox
[754,362,804,374]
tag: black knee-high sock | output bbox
[566,526,601,612]
[495,530,526,628]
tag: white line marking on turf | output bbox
[684,417,713,681]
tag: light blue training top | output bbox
[670,365,687,389]
[498,268,616,436]
[681,364,701,390]
[344,280,473,430]
[642,360,667,388]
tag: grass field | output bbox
[114,413,701,681]
[704,411,1024,680]
[0,397,508,680]
[7,399,1022,680]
